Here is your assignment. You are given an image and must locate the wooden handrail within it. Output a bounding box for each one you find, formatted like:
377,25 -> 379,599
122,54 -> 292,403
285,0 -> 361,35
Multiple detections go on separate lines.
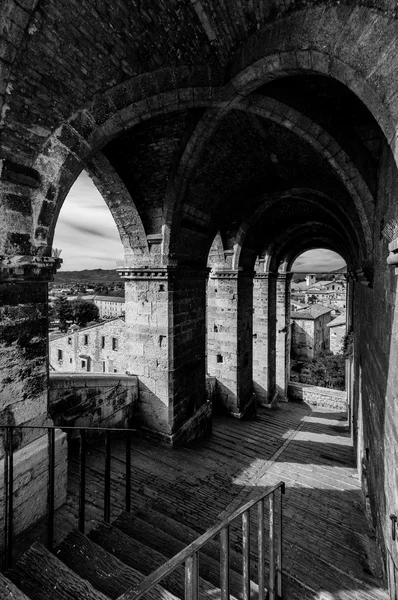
121,481 -> 285,600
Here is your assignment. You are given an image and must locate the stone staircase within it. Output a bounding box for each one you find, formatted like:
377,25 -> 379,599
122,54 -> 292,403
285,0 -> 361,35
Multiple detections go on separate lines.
0,507 -> 262,600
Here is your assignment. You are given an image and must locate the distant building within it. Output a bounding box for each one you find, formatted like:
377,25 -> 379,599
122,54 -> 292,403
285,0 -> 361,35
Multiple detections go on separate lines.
327,312 -> 347,354
93,295 -> 125,318
49,318 -> 129,374
291,304 -> 333,359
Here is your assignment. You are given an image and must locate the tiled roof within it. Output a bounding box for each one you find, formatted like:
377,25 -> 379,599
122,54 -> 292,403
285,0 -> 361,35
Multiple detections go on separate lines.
327,313 -> 347,328
291,304 -> 333,320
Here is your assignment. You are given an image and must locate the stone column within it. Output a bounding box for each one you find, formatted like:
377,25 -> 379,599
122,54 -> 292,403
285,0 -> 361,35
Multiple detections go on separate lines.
276,272 -> 293,400
118,265 -> 211,445
0,255 -> 68,540
207,270 -> 254,417
253,272 -> 277,405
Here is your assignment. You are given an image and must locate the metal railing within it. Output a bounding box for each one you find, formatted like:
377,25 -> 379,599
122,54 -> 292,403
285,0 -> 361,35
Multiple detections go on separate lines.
122,481 -> 285,600
1,424 -> 134,572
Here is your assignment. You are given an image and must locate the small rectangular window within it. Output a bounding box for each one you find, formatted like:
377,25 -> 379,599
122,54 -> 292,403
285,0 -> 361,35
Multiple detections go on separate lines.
68,337 -> 72,345
101,336 -> 105,349
69,358 -> 72,363
58,349 -> 63,360
112,337 -> 118,351
102,361 -> 106,372
81,359 -> 86,368
84,335 -> 88,345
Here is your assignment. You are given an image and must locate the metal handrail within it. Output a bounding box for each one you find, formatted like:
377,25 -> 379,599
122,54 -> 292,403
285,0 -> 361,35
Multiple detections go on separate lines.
121,481 -> 285,600
1,424 -> 135,571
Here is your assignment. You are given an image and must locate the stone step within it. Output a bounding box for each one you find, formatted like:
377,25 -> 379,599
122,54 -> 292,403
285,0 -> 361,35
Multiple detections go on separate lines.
88,522 -> 231,600
0,572 -> 31,599
7,542 -> 110,600
113,511 -> 260,600
55,529 -> 181,600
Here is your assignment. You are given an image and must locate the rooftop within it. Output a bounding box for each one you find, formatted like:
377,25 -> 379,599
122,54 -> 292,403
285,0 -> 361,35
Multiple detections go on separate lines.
291,303 -> 333,320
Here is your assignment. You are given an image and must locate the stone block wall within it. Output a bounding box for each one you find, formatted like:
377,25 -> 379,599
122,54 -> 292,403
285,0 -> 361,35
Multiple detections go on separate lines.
0,429 -> 68,548
207,272 -> 254,416
49,373 -> 138,432
288,381 -> 347,410
253,274 -> 277,404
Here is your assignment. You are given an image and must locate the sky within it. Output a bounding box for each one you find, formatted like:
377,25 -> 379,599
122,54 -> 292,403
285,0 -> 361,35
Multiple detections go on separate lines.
55,171 -> 346,272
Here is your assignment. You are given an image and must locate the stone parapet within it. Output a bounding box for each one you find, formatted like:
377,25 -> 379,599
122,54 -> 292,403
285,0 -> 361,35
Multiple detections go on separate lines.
49,373 -> 138,434
288,382 -> 347,410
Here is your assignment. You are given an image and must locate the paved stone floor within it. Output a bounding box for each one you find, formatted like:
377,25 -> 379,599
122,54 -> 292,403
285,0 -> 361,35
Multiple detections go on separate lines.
17,401 -> 389,599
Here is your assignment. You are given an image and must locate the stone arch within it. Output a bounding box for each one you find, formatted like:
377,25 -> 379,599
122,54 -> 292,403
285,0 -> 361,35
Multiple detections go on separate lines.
27,65 -> 223,258
227,6 -> 398,156
233,189 -> 364,273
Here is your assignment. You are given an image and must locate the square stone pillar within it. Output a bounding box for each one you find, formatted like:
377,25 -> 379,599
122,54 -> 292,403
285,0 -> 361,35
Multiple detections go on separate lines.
119,265 -> 211,445
207,270 -> 254,417
253,272 -> 277,405
276,273 -> 293,400
0,256 -> 68,543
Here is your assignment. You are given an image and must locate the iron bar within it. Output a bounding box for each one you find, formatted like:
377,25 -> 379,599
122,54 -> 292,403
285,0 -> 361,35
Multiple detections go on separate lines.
185,552 -> 199,600
125,430 -> 131,512
46,428 -> 55,551
104,431 -> 111,523
277,486 -> 284,598
3,428 -> 9,572
258,498 -> 265,600
242,510 -> 250,600
78,429 -> 86,533
269,493 -> 276,600
220,526 -> 230,600
5,428 -> 14,571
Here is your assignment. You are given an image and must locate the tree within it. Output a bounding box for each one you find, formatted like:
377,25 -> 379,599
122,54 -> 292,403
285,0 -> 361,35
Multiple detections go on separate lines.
292,351 -> 345,390
53,296 -> 73,331
71,299 -> 99,327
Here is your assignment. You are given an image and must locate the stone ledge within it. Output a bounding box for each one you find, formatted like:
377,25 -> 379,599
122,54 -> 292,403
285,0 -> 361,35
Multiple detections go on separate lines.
288,381 -> 347,410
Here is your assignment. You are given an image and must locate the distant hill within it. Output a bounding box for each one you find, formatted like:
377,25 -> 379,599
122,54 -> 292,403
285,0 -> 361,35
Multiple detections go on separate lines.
53,269 -> 120,284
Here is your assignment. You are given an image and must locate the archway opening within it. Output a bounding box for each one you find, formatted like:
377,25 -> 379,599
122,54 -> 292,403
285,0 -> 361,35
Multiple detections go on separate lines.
289,249 -> 347,392
49,170 -> 125,372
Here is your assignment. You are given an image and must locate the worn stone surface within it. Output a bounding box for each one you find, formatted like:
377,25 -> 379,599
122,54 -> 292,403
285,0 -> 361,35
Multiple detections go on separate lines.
288,382 -> 347,410
49,373 -> 138,431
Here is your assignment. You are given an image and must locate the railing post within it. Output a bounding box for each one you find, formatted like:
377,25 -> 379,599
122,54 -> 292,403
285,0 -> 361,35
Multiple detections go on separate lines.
220,526 -> 230,600
185,552 -> 199,600
242,510 -> 250,600
269,492 -> 276,600
125,430 -> 131,513
46,428 -> 55,551
277,483 -> 285,599
258,499 -> 265,600
3,427 -> 14,571
104,431 -> 111,523
78,429 -> 86,533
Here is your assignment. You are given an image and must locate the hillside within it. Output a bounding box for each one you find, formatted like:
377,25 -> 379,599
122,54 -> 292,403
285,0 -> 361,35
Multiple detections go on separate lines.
53,269 -> 119,284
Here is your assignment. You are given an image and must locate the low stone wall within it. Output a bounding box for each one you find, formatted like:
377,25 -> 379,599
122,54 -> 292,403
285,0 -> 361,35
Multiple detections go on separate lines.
49,373 -> 138,433
288,381 -> 347,410
0,430 -> 68,547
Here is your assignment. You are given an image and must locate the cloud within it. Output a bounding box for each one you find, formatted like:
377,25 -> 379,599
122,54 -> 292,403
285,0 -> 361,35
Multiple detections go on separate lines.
54,172 -> 124,271
293,249 -> 346,272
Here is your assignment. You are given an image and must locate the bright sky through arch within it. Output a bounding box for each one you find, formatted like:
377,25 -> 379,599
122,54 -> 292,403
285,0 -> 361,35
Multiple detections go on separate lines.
53,171 -> 124,271
55,173 -> 346,273
292,249 -> 346,272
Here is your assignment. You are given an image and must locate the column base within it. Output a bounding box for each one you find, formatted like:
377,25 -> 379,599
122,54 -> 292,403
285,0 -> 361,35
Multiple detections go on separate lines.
139,401 -> 212,447
229,393 -> 257,419
0,430 -> 68,547
260,391 -> 280,409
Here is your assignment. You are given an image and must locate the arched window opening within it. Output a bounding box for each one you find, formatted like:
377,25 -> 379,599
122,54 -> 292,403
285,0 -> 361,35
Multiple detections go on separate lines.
289,249 -> 347,392
49,170 -> 124,374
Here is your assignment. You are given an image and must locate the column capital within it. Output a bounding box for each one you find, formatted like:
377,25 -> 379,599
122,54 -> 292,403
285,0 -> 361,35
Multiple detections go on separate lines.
0,254 -> 62,282
254,270 -> 277,280
209,269 -> 254,280
117,264 -> 210,280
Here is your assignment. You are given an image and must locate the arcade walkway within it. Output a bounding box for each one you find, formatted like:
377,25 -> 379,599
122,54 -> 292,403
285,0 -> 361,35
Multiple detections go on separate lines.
21,402 -> 389,600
